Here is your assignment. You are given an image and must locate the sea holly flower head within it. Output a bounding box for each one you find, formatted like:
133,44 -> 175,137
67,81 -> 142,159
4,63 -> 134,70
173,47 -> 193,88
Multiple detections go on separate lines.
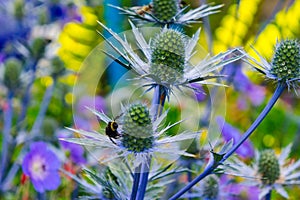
241,39 -> 300,91
152,0 -> 179,23
22,142 -> 61,192
149,29 -> 186,84
121,103 -> 154,152
271,40 -> 300,81
258,150 -> 280,185
98,20 -> 241,94
61,103 -> 200,169
228,145 -> 300,199
110,0 -> 222,26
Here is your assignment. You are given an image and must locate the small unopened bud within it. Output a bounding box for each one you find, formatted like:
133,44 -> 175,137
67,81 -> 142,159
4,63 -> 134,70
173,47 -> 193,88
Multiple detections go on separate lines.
258,150 -> 280,185
14,0 -> 25,20
201,175 -> 219,200
4,58 -> 22,91
121,103 -> 154,152
31,38 -> 48,59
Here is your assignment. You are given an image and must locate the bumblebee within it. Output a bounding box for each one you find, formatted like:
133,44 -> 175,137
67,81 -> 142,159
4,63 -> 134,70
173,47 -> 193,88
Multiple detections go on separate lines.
134,4 -> 153,16
105,115 -> 122,144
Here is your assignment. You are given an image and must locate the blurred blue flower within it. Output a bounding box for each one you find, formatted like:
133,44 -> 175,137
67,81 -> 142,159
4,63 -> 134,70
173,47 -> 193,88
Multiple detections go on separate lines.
220,175 -> 259,200
216,116 -> 255,159
190,83 -> 206,102
74,95 -> 106,131
48,2 -> 66,21
22,142 -> 61,192
58,130 -> 86,164
76,95 -> 106,115
183,174 -> 259,199
223,62 -> 265,106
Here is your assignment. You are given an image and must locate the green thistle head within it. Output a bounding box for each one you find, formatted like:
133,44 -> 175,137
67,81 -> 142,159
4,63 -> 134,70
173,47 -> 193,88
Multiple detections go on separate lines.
121,103 -> 154,153
150,29 -> 186,84
152,0 -> 179,22
4,58 -> 22,91
258,150 -> 280,185
201,175 -> 219,200
271,40 -> 300,81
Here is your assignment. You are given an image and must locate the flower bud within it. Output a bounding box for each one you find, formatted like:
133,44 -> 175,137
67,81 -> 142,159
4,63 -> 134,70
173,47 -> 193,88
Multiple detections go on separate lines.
258,150 -> 280,185
4,58 -> 22,91
121,103 -> 154,152
271,40 -> 300,81
200,175 -> 219,200
51,56 -> 65,77
14,0 -> 25,20
152,0 -> 179,22
150,29 -> 186,84
31,38 -> 48,59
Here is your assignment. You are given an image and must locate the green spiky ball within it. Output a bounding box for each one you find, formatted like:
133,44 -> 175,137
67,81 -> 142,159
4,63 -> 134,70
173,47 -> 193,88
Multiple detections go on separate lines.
201,175 -> 219,200
121,103 -> 154,153
4,58 -> 22,91
258,150 -> 280,185
271,40 -> 300,81
152,0 -> 179,22
150,29 -> 186,84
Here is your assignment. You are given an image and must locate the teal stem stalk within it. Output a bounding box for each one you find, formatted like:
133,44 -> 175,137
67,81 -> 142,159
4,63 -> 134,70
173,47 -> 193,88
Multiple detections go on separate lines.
136,85 -> 167,200
0,91 -> 14,184
170,82 -> 286,200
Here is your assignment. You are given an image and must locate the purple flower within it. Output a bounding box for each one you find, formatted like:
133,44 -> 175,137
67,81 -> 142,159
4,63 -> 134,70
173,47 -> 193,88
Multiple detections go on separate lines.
190,83 -> 206,102
220,175 -> 259,200
76,95 -> 106,116
216,116 -> 255,159
22,142 -> 61,192
74,95 -> 106,131
223,63 -> 266,106
58,130 -> 86,164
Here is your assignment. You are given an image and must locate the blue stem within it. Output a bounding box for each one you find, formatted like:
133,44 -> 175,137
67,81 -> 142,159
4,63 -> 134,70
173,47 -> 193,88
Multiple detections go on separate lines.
130,165 -> 141,200
18,60 -> 38,126
136,85 -> 167,200
37,192 -> 46,200
0,92 -> 14,184
187,161 -> 192,200
170,82 -> 286,200
30,79 -> 56,138
265,190 -> 272,200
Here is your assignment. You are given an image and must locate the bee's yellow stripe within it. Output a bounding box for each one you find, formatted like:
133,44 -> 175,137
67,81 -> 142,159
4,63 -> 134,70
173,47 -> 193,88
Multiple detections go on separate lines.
110,122 -> 116,131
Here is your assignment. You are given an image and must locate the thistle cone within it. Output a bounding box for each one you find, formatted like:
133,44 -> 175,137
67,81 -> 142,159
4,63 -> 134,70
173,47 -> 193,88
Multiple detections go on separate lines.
258,150 -> 280,185
271,40 -> 300,81
150,29 -> 186,84
152,0 -> 179,22
121,103 -> 154,152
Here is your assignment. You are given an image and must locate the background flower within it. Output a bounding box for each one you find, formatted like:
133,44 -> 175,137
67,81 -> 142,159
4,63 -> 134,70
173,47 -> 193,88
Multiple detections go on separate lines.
22,142 -> 61,192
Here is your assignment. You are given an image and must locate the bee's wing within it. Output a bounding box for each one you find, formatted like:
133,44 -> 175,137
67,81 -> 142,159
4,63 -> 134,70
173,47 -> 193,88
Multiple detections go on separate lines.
87,107 -> 112,124
130,6 -> 143,11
